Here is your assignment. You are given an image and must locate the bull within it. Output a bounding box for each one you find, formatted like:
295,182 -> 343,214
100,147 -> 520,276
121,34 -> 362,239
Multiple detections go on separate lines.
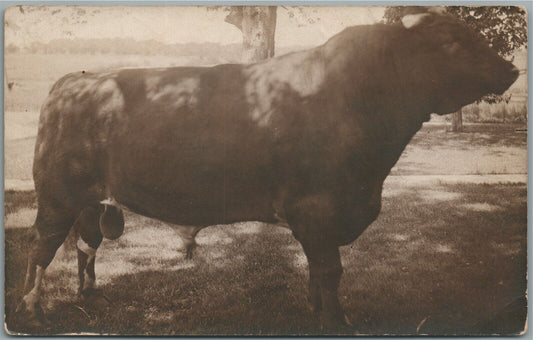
17,12 -> 518,330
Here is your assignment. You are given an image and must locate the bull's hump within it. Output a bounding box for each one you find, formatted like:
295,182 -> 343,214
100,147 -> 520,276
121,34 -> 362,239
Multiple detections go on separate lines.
243,48 -> 326,126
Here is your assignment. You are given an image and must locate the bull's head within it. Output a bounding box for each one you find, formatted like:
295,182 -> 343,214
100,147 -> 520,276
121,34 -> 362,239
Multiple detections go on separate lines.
400,11 -> 519,114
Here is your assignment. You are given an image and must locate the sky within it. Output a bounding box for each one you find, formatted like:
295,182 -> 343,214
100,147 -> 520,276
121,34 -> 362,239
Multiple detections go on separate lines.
5,5 -> 386,48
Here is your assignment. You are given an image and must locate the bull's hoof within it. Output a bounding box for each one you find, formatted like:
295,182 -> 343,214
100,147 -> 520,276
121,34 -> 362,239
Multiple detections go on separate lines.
80,288 -> 112,308
307,296 -> 321,316
185,242 -> 197,260
308,304 -> 321,317
15,300 -> 50,328
319,313 -> 355,335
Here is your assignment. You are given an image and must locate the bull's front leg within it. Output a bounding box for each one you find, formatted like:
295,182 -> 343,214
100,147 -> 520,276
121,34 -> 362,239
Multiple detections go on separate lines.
300,240 -> 350,330
286,193 -> 352,330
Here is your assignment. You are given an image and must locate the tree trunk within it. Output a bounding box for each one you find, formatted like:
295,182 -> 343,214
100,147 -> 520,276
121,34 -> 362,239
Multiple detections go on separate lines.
502,105 -> 507,123
225,6 -> 277,63
451,108 -> 463,132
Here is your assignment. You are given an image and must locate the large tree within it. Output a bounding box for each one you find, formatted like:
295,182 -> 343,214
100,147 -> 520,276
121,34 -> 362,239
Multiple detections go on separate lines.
383,6 -> 527,131
223,6 -> 320,63
224,6 -> 277,63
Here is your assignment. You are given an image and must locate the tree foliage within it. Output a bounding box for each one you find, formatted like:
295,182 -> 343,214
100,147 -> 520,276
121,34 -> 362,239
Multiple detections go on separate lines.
447,6 -> 527,57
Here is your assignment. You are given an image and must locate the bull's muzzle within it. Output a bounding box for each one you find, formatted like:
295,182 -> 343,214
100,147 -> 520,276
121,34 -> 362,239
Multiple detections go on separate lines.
493,63 -> 520,95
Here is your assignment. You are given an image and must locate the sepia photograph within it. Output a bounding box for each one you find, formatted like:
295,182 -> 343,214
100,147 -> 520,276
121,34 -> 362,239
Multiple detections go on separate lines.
3,4 -> 528,336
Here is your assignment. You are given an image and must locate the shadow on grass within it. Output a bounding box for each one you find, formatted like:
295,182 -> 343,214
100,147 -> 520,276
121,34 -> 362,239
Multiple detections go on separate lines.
5,222 -> 319,335
343,182 -> 527,335
4,182 -> 527,335
4,190 -> 37,215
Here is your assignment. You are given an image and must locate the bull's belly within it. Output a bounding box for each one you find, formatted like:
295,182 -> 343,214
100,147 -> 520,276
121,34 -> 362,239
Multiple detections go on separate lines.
108,167 -> 279,226
103,100 -> 281,226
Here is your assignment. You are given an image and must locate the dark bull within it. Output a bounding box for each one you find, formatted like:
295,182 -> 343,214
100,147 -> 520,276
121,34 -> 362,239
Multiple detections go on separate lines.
18,12 -> 518,329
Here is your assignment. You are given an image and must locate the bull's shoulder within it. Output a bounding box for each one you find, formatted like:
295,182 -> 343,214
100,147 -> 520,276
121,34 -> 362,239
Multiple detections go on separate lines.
244,48 -> 326,99
239,48 -> 327,127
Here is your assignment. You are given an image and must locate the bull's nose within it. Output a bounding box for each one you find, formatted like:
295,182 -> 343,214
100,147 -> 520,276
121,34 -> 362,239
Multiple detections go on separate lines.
507,65 -> 520,86
502,63 -> 519,83
491,63 -> 520,95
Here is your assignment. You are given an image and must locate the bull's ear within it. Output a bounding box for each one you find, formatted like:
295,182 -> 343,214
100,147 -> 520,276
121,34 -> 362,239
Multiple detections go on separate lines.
401,13 -> 432,29
428,6 -> 446,14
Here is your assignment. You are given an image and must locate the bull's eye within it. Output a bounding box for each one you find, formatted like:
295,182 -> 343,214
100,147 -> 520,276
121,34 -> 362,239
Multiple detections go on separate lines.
443,42 -> 461,55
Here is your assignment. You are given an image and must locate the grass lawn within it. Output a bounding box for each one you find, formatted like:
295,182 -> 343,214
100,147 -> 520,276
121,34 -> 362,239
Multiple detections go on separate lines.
390,123 -> 527,176
4,180 -> 527,335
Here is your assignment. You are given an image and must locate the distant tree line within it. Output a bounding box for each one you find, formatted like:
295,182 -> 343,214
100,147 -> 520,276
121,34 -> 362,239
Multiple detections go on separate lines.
7,38 -> 243,59
6,38 -> 309,61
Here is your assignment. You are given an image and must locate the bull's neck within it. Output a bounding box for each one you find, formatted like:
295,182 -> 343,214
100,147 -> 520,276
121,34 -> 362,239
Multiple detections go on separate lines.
318,31 -> 430,178
350,87 -> 429,178
245,34 -> 430,178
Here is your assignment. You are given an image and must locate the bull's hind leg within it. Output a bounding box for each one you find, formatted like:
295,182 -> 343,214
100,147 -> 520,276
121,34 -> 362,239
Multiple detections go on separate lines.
16,202 -> 78,324
76,203 -> 124,305
74,206 -> 103,298
173,225 -> 203,260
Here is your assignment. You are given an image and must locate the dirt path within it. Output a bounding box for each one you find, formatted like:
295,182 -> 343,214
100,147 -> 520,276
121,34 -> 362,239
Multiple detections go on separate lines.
384,173 -> 527,186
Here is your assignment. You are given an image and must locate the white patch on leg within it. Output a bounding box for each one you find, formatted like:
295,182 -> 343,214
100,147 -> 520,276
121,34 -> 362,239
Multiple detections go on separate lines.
77,238 -> 96,260
100,197 -> 118,207
78,237 -> 98,290
22,265 -> 44,314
